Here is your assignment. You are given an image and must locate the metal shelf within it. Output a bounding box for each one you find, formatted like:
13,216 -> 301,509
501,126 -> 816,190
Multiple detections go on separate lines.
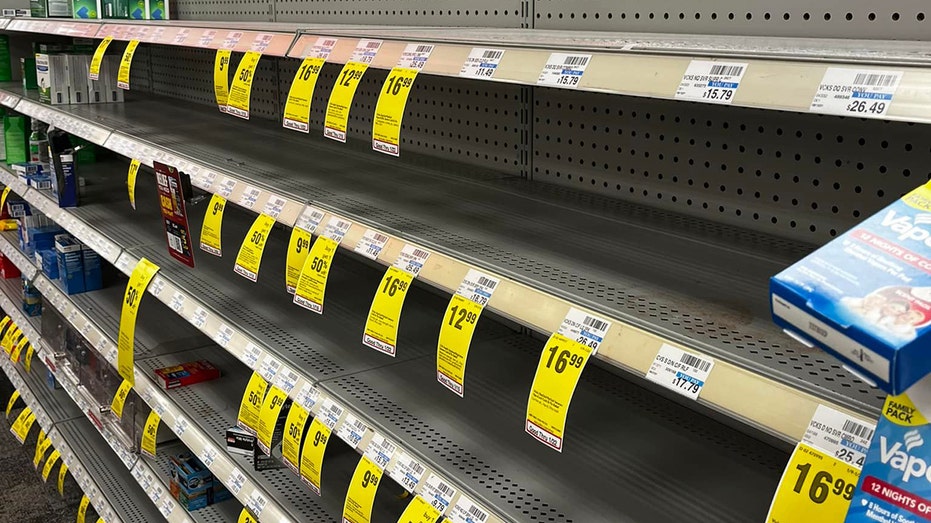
1,159 -> 788,522
0,84 -> 883,447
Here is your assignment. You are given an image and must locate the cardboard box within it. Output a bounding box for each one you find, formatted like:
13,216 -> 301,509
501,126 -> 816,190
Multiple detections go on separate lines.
772,180 -> 931,394
146,0 -> 166,19
224,426 -> 254,456
81,245 -> 101,291
171,478 -> 232,511
168,451 -> 212,491
36,53 -> 70,105
68,55 -> 89,104
4,115 -> 29,164
153,360 -> 220,389
71,0 -> 100,18
0,254 -> 19,279
36,249 -> 59,279
101,56 -> 123,102
49,151 -> 77,207
55,234 -> 84,294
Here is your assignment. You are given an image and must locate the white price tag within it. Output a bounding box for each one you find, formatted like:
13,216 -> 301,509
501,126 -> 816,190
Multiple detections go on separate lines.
227,468 -> 246,495
149,279 -> 166,297
173,416 -> 189,436
169,291 -> 186,312
242,343 -> 262,368
803,405 -> 875,469
295,383 -> 320,411
149,483 -> 165,503
646,343 -> 715,400
456,269 -> 500,307
250,33 -> 273,53
335,412 -> 368,449
319,398 -> 344,430
199,170 -> 219,191
364,433 -> 397,470
388,451 -> 426,492
448,495 -> 490,523
216,177 -> 237,198
274,366 -> 299,394
322,216 -> 351,242
247,490 -> 268,516
192,307 -> 209,329
353,229 -> 390,260
239,186 -> 261,209
423,473 -> 457,514
537,53 -> 591,88
198,29 -> 217,47
675,60 -> 747,104
200,445 -> 219,467
349,39 -> 383,64
303,37 -> 337,59
214,324 -> 234,347
262,195 -> 287,219
396,43 -> 434,70
810,67 -> 902,118
459,48 -> 505,79
258,355 -> 281,382
557,307 -> 611,354
159,497 -> 175,518
173,28 -> 191,45
295,206 -> 325,234
221,30 -> 244,49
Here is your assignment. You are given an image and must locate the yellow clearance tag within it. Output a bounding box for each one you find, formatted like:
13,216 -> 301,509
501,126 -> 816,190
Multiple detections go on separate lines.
343,455 -> 382,523
766,443 -> 858,523
282,402 -> 309,474
200,194 -> 226,256
7,331 -> 24,357
237,372 -> 269,434
10,406 -> 29,436
283,57 -> 326,133
525,333 -> 593,452
234,213 -> 275,282
42,449 -> 60,481
363,267 -> 414,357
58,462 -> 68,495
3,326 -> 20,353
34,431 -> 52,468
436,295 -> 484,397
141,410 -> 159,458
77,495 -> 90,523
118,258 -> 159,385
214,50 -> 232,113
398,495 -> 442,523
238,508 -> 258,523
116,39 -> 140,90
0,317 -> 10,341
372,67 -> 419,156
256,385 -> 288,455
299,417 -> 331,495
323,61 -> 369,142
14,411 -> 36,443
88,36 -> 113,80
0,186 -> 10,213
293,236 -> 339,314
285,227 -> 312,294
24,343 -> 34,372
6,390 -> 19,417
226,51 -> 261,119
110,379 -> 132,420
10,336 -> 27,363
127,159 -> 140,210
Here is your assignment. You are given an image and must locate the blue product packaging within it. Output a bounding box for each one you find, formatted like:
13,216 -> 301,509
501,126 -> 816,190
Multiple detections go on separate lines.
81,244 -> 101,291
36,249 -> 59,279
771,181 -> 931,394
55,234 -> 84,294
49,152 -> 77,207
45,368 -> 60,390
845,383 -> 931,522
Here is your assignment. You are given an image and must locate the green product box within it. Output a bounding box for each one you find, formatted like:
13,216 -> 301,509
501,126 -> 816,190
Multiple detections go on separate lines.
21,58 -> 38,91
33,0 -> 72,17
4,116 -> 30,164
0,36 -> 11,83
146,0 -> 167,19
72,0 -> 100,19
127,0 -> 143,19
30,0 -> 47,18
101,0 -> 127,18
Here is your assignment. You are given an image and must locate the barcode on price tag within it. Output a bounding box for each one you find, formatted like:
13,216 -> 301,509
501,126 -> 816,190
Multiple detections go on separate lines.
459,48 -> 505,79
169,291 -> 186,312
646,343 -> 715,400
173,28 -> 191,44
537,53 -> 592,88
258,355 -> 281,382
810,67 -> 903,119
295,383 -> 320,411
803,404 -> 875,469
364,433 -> 397,470
322,216 -> 352,242
423,473 -> 457,513
149,483 -> 164,503
216,177 -> 237,198
251,33 -> 273,53
393,245 -> 430,277
449,495 -> 490,523
200,445 -> 218,467
248,490 -> 268,515
295,206 -> 326,234
242,343 -> 262,368
160,497 -> 175,518
239,186 -> 261,209
192,307 -> 209,329
456,269 -> 499,307
336,412 -> 368,449
349,39 -> 383,64
274,365 -> 299,394
199,170 -> 219,191
214,324 -> 234,347
262,195 -> 287,219
173,416 -> 189,436
396,43 -> 434,70
557,308 -> 611,354
198,30 -> 217,47
304,37 -> 338,59
150,279 -> 166,297
221,31 -> 243,49
675,60 -> 747,104
354,229 -> 390,260
227,468 -> 246,495
320,398 -> 344,430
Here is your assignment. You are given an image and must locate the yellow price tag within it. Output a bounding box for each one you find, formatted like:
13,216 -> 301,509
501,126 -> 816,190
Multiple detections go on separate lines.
256,385 -> 288,455
343,455 -> 382,523
238,508 -> 258,523
436,295 -> 484,397
118,258 -> 159,385
58,462 -> 68,495
0,186 -> 11,213
766,443 -> 858,523
34,430 -> 52,468
285,227 -> 312,294
281,402 -> 309,474
77,494 -> 90,523
126,159 -> 140,210
397,495 -> 442,523
372,67 -> 419,156
234,213 -> 275,282
363,267 -> 414,357
6,390 -> 19,417
293,236 -> 339,314
13,410 -> 36,443
3,325 -> 20,353
200,194 -> 226,257
89,37 -> 113,80
237,372 -> 269,434
0,316 -> 10,340
116,39 -> 140,90
214,50 -> 232,113
141,410 -> 160,458
10,336 -> 26,363
24,343 -> 34,372
299,417 -> 331,495
525,333 -> 593,452
42,449 -> 61,481
226,51 -> 261,119
283,57 -> 326,133
323,61 -> 369,142
10,406 -> 29,437
110,379 -> 132,420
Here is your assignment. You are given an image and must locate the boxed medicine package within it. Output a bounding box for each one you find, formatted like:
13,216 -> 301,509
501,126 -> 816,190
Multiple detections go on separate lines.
771,180 -> 931,394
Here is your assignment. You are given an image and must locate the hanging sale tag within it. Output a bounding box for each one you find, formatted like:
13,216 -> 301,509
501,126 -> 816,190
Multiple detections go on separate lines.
118,258 -> 159,385
0,186 -> 10,213
283,38 -> 334,132
117,39 -> 140,90
42,449 -> 60,481
200,194 -> 226,256
214,49 -> 232,113
10,406 -> 31,439
110,379 -> 132,420
77,495 -> 90,523
9,336 -> 27,363
33,431 -> 52,469
286,206 -> 325,293
371,43 -> 433,156
362,245 -> 429,356
58,462 -> 68,495
398,495 -> 442,523
238,508 -> 258,523
127,159 -> 140,210
6,389 -> 19,417
237,372 -> 269,435
234,213 -> 276,282
13,410 -> 36,443
436,269 -> 500,397
256,385 -> 289,455
293,217 -> 351,314
343,455 -> 382,523
88,36 -> 113,80
226,51 -> 262,119
281,402 -> 309,474
141,410 -> 159,458
24,343 -> 34,373
324,39 -> 383,142
766,443 -> 858,523
300,417 -> 331,495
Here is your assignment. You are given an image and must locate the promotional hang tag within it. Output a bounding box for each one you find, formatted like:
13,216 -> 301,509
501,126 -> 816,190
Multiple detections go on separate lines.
117,39 -> 141,90
323,39 -> 383,142
200,194 -> 226,256
214,49 -> 232,113
118,258 -> 159,384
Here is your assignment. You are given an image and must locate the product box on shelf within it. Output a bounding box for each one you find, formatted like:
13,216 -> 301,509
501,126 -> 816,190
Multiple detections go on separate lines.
4,115 -> 29,164
20,58 -> 37,92
67,54 -> 88,104
45,368 -> 60,390
22,278 -> 41,316
55,233 -> 84,294
254,399 -> 290,471
49,149 -> 78,208
0,254 -> 19,279
224,426 -> 254,456
36,249 -> 59,279
168,451 -> 231,510
772,180 -> 931,394
32,0 -> 73,17
71,0 -> 100,19
153,360 -> 220,389
99,56 -> 123,103
146,0 -> 167,19
35,53 -> 69,105
81,244 -> 101,291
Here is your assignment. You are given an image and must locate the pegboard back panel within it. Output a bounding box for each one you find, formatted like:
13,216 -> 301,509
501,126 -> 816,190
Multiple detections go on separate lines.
532,87 -> 931,245
173,0 -> 272,21
534,0 -> 931,40
274,0 -> 524,27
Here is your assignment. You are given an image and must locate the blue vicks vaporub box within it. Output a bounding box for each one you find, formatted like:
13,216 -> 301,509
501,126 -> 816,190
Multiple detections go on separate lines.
772,181 -> 931,394
55,234 -> 84,294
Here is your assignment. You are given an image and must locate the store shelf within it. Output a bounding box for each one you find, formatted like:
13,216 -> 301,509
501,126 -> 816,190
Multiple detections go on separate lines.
0,158 -> 789,522
0,84 -> 884,448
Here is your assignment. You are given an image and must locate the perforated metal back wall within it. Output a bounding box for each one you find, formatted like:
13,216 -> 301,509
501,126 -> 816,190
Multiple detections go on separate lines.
275,0 -> 525,26
533,87 -> 931,245
533,0 -> 931,39
174,0 -> 273,22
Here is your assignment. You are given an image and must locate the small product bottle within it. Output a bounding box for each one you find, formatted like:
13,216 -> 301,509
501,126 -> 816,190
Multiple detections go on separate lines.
28,120 -> 49,163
